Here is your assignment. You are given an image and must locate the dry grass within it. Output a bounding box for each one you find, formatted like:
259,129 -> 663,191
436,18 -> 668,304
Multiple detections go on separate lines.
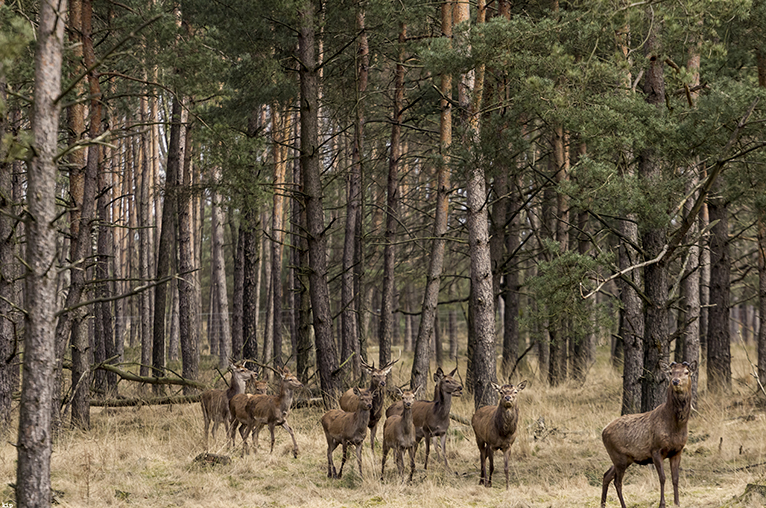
2,344 -> 766,508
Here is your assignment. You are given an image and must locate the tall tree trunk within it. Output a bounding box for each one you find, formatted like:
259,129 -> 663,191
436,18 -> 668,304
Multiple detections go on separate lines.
178,119 -> 199,392
153,98 -> 183,392
139,94 -> 153,377
639,12 -> 670,412
272,110 -> 287,370
242,207 -> 260,361
300,0 -> 340,405
758,53 -> 766,386
0,21 -> 20,429
502,182 -> 521,378
210,168 -> 231,369
379,23 -> 406,372
707,180 -> 731,392
341,3 -> 367,382
293,149 -> 312,383
411,0 -> 452,392
16,1 -> 66,503
231,213 -> 244,360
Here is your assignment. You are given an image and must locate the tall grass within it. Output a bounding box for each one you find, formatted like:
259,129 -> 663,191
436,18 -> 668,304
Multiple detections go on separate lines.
2,344 -> 765,507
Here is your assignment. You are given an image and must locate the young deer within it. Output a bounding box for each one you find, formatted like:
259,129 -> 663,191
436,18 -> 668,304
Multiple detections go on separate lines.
386,366 -> 463,473
471,380 -> 527,489
381,387 -> 419,482
229,367 -> 303,458
601,361 -> 697,508
200,361 -> 255,448
321,387 -> 373,479
339,356 -> 399,453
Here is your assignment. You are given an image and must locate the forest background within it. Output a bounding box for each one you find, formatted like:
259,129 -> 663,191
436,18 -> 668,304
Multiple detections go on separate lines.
1,0 -> 766,504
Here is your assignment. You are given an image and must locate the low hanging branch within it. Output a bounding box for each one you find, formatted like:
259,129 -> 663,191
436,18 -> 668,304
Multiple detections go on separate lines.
95,362 -> 208,390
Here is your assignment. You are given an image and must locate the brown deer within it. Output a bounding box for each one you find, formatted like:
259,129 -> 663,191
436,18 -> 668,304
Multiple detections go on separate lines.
381,386 -> 419,482
200,360 -> 256,448
339,356 -> 399,453
601,361 -> 697,508
321,387 -> 373,479
229,366 -> 303,458
471,380 -> 527,489
386,366 -> 463,473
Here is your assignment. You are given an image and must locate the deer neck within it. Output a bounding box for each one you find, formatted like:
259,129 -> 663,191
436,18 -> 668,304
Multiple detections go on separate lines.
277,383 -> 295,413
369,384 -> 385,421
433,385 -> 452,419
493,403 -> 518,435
226,374 -> 247,400
664,384 -> 692,427
355,405 -> 372,431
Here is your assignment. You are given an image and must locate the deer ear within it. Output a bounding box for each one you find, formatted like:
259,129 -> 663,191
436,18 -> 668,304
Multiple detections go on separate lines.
491,382 -> 502,392
449,367 -> 458,377
434,367 -> 444,382
517,380 -> 527,391
687,360 -> 698,373
353,386 -> 362,397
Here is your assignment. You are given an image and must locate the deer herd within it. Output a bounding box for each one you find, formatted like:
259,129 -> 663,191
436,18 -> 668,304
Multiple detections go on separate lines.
200,358 -> 698,507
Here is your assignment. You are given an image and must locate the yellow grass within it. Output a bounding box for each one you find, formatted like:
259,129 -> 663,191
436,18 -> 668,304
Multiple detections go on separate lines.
2,344 -> 766,508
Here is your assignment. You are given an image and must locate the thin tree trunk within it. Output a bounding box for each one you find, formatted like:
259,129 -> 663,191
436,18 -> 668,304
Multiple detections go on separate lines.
178,118 -> 199,392
271,108 -> 287,370
380,22 -> 406,372
300,0 -> 340,405
153,98 -> 183,392
640,13 -> 670,412
231,214 -> 244,360
411,0 -> 452,392
139,94 -> 153,377
242,207 -> 260,361
211,167 -> 231,369
707,180 -> 731,392
16,1 -> 66,502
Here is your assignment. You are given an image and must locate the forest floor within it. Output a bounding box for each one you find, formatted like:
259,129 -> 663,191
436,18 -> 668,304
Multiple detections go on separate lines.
2,344 -> 766,508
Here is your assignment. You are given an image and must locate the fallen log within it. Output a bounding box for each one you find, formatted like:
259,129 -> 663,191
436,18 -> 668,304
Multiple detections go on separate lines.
91,394 -> 201,407
94,362 -> 208,390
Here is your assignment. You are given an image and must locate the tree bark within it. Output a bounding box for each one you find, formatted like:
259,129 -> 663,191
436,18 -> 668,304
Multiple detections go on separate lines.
300,0 -> 340,405
379,22 -> 406,373
271,107 -> 287,370
707,180 -> 731,392
411,0 -> 452,392
231,214 -> 244,360
153,98 -> 182,392
210,168 -> 231,369
241,207 -> 260,361
177,118 -> 199,393
17,1 -> 66,504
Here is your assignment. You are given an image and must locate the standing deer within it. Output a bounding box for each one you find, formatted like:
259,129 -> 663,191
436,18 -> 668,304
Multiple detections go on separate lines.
339,356 -> 399,454
381,386 -> 419,482
200,361 -> 255,448
229,366 -> 303,458
386,366 -> 463,473
601,361 -> 697,508
471,380 -> 527,489
321,387 -> 373,479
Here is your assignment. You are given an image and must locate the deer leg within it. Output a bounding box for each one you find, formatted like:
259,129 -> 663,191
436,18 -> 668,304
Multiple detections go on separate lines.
440,434 -> 452,473
370,422 -> 378,453
652,451 -> 667,508
601,465 -> 615,507
356,442 -> 364,478
423,434 -> 431,470
282,421 -> 299,458
381,443 -> 390,480
327,441 -> 339,478
478,443 -> 487,486
504,448 -> 510,490
395,449 -> 405,477
407,446 -> 415,482
669,453 -> 682,506
338,443 -> 349,479
614,465 -> 628,508
268,422 -> 276,454
487,448 -> 494,488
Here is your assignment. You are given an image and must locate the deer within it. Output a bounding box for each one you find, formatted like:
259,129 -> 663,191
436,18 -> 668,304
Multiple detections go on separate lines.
321,387 -> 374,479
200,360 -> 256,448
386,366 -> 463,473
339,355 -> 399,454
601,360 -> 697,508
471,380 -> 527,489
229,366 -> 303,458
381,386 -> 419,482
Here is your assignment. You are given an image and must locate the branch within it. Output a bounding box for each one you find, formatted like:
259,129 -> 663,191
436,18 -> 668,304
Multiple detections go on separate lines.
94,362 -> 207,390
580,244 -> 668,300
